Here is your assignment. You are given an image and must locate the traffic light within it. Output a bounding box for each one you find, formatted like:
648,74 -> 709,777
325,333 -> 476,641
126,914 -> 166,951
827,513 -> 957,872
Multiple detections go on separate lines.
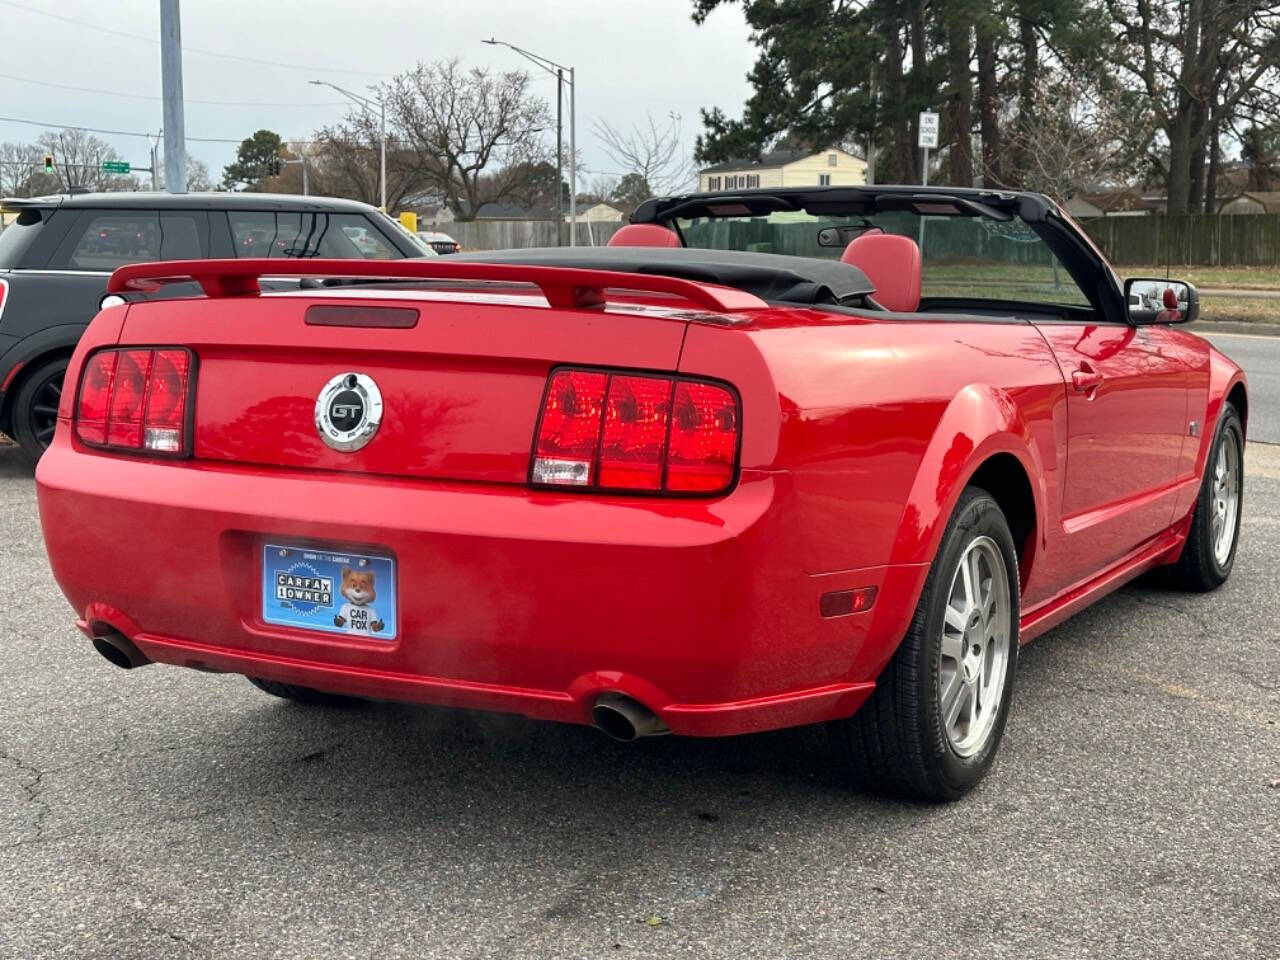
43,154 -> 53,174
267,158 -> 281,177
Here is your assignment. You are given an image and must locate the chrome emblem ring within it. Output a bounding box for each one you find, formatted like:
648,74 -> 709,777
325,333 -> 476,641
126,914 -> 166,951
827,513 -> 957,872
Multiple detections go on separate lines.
315,372 -> 383,452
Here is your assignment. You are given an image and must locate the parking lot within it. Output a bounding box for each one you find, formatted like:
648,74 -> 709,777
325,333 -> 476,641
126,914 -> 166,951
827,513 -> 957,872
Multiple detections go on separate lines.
0,431 -> 1275,959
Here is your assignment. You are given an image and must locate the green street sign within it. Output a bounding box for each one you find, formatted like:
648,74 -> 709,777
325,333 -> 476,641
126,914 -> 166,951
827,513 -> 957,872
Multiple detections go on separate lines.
102,161 -> 131,174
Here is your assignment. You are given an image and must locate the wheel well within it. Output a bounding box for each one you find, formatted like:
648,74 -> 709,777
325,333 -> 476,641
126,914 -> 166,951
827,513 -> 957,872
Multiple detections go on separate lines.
1227,382 -> 1247,437
0,347 -> 74,431
968,454 -> 1037,587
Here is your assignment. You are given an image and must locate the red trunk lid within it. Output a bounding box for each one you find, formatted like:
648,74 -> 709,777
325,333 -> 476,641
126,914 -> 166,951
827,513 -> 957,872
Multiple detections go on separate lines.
118,290 -> 690,483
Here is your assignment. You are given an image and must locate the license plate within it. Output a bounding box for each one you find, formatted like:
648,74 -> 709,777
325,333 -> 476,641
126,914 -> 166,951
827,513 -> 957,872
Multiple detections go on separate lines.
262,543 -> 397,641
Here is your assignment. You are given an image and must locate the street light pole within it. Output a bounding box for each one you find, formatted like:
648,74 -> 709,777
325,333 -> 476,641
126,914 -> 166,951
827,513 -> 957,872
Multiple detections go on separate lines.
310,79 -> 387,210
483,38 -> 577,246
379,93 -> 387,212
555,68 -> 563,244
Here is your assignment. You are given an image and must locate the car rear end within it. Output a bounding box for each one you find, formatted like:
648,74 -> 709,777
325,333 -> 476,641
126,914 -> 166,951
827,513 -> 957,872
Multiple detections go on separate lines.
36,259 -> 896,737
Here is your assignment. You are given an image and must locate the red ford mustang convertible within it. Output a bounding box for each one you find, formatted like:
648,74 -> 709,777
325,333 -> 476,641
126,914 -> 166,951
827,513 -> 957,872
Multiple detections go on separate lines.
36,186 -> 1247,800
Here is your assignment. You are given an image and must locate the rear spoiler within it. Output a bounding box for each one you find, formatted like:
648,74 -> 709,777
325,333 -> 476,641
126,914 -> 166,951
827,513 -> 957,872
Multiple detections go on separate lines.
106,258 -> 767,313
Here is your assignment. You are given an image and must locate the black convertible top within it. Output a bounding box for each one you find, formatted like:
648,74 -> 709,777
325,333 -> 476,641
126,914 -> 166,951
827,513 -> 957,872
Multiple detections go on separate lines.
452,246 -> 874,306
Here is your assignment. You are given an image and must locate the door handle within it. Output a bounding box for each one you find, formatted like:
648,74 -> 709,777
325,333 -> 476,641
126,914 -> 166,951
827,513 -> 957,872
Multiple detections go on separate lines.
1072,368 -> 1104,392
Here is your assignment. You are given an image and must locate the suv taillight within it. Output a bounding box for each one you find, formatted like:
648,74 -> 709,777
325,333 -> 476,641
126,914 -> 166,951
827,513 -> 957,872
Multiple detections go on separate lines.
75,347 -> 194,455
531,368 -> 739,494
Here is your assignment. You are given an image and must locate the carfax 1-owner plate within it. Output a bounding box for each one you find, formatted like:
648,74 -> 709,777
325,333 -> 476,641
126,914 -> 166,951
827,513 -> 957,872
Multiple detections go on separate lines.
262,543 -> 397,640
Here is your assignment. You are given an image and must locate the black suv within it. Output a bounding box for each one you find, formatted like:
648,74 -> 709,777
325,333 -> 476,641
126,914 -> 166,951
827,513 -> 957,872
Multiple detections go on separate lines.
0,192 -> 430,463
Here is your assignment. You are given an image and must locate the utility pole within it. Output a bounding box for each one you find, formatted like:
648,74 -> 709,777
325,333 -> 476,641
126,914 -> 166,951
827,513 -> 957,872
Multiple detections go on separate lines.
159,0 -> 187,194
555,68 -> 563,244
568,65 -> 576,246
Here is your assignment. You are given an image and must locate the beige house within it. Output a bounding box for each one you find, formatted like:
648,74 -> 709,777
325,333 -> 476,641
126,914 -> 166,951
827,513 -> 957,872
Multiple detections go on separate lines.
566,202 -> 625,223
698,148 -> 867,192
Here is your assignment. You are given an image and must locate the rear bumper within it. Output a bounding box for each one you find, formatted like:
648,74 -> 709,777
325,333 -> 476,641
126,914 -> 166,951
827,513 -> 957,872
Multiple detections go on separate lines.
37,435 -> 925,736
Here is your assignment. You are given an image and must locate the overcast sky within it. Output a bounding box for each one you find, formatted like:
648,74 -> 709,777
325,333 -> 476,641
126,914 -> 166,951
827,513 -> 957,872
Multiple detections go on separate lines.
1,0 -> 757,187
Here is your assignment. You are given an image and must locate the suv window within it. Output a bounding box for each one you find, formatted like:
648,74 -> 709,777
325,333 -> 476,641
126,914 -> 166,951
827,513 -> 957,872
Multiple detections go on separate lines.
228,211 -> 401,260
52,211 -> 205,271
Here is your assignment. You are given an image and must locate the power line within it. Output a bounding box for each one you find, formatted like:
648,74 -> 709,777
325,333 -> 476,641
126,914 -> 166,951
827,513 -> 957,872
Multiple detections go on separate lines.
0,71 -> 350,107
0,0 -> 387,78
0,113 -> 313,144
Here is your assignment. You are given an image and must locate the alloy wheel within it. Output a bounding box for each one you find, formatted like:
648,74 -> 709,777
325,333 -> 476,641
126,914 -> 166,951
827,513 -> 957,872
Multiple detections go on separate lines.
1211,430 -> 1241,567
939,536 -> 1012,758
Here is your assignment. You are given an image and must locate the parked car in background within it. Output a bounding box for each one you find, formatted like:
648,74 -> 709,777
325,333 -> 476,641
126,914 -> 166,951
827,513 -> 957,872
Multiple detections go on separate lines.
417,230 -> 460,254
35,184 -> 1246,801
0,192 -> 425,463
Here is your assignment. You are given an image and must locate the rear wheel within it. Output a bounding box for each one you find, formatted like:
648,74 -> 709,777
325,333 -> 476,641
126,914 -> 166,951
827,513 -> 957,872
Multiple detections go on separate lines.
1168,404 -> 1243,591
11,356 -> 68,466
246,677 -> 361,706
830,487 -> 1020,801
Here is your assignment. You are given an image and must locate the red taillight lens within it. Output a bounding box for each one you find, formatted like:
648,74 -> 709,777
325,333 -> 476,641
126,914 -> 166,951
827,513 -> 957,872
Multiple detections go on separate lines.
105,349 -> 152,448
143,349 -> 191,452
531,368 -> 739,495
531,370 -> 607,486
75,351 -> 119,446
599,375 -> 671,490
666,381 -> 739,492
74,347 -> 193,455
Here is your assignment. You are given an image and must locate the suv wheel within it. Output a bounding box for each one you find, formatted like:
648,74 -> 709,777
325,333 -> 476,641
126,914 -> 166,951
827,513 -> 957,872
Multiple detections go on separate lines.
11,356 -> 69,466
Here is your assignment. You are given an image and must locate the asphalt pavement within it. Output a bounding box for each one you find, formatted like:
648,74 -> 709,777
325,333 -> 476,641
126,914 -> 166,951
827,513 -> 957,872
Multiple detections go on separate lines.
0,439 -> 1277,959
1204,330 -> 1280,443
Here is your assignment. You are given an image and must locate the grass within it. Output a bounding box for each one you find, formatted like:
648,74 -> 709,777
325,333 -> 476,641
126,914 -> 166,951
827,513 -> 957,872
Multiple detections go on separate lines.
926,261 -> 1280,290
1117,264 -> 1280,290
1197,296 -> 1280,325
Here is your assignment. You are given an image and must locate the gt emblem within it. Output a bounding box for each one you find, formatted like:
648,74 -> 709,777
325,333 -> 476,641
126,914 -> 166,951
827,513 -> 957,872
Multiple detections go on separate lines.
315,372 -> 383,452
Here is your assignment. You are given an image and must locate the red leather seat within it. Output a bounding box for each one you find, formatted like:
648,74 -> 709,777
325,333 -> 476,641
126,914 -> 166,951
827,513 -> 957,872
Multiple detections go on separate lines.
840,233 -> 922,313
608,224 -> 682,248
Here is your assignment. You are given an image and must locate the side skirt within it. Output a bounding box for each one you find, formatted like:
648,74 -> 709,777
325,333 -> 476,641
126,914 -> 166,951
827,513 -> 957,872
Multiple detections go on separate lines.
1019,524 -> 1188,643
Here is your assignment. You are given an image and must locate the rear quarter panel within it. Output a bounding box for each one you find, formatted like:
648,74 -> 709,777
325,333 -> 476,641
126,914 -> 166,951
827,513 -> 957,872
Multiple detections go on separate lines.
678,312 -> 1068,608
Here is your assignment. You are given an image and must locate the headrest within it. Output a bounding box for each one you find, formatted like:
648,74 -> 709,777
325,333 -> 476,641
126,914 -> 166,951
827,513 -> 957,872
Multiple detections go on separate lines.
1162,287 -> 1179,309
608,224 -> 682,248
840,233 -> 922,313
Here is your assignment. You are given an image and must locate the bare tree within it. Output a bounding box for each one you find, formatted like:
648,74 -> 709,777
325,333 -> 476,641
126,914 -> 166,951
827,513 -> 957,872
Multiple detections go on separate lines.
994,70 -> 1153,202
305,118 -> 422,211
386,58 -> 552,220
155,155 -> 213,192
593,112 -> 695,197
1105,0 -> 1280,213
0,141 -> 58,197
36,128 -> 139,192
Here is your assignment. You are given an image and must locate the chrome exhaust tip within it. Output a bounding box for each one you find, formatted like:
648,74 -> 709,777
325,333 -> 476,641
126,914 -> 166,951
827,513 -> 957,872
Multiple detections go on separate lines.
591,694 -> 669,742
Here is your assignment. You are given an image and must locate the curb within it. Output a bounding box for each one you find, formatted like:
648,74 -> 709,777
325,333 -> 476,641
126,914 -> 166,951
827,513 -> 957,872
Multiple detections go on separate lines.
1190,320 -> 1280,337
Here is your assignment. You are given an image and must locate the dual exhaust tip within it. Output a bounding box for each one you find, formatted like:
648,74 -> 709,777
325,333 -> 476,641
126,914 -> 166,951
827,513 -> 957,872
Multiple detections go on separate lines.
90,629 -> 667,742
590,693 -> 669,742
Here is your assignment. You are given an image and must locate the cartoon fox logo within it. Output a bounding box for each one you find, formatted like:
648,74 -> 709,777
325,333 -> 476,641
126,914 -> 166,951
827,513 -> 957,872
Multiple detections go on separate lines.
333,566 -> 385,634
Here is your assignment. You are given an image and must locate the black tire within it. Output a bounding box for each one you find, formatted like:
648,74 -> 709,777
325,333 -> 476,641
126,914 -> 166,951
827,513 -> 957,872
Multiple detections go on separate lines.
830,487 -> 1020,802
246,676 -> 361,706
10,356 -> 69,466
1168,404 -> 1244,592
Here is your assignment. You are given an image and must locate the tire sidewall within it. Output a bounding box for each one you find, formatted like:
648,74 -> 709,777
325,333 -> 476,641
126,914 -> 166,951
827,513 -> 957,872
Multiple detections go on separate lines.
11,356 -> 69,465
920,491 -> 1021,795
1201,406 -> 1244,582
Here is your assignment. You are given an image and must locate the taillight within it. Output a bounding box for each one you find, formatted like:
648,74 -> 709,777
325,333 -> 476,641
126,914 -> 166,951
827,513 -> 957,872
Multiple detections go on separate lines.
74,347 -> 194,455
531,368 -> 739,495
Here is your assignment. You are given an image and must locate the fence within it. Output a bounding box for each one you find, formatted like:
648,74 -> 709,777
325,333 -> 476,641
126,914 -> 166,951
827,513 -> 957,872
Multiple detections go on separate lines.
1080,214 -> 1280,266
435,212 -> 1280,267
430,219 -> 623,250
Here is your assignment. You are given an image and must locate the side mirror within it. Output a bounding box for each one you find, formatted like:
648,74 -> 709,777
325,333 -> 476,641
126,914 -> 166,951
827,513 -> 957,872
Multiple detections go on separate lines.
1124,277 -> 1198,325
